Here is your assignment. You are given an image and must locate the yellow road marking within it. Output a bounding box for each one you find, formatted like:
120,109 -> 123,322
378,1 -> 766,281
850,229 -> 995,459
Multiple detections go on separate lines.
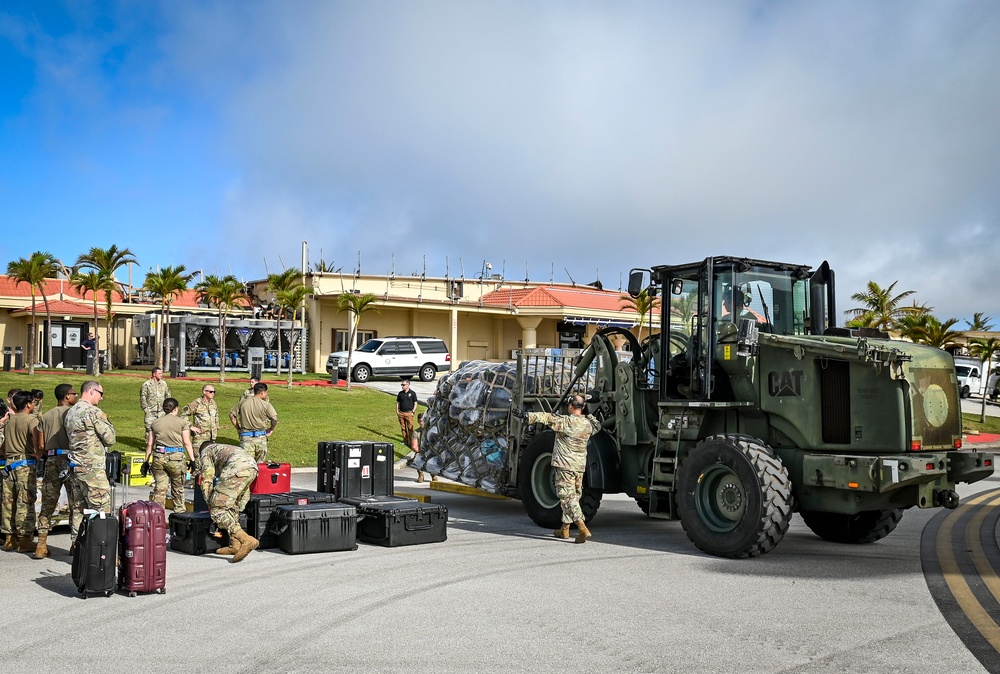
937,489 -> 1000,650
429,481 -> 509,500
967,494 -> 1000,608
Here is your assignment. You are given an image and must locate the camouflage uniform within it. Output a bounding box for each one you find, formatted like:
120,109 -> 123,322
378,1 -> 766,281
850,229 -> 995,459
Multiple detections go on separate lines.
199,443 -> 258,534
148,414 -> 191,512
64,400 -> 115,518
140,378 -> 171,433
231,397 -> 278,463
182,397 -> 218,451
37,405 -> 79,538
527,411 -> 600,524
1,413 -> 39,539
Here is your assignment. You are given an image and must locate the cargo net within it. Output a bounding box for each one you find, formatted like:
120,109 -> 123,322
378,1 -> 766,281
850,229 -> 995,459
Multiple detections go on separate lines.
409,353 -> 594,492
410,360 -> 516,493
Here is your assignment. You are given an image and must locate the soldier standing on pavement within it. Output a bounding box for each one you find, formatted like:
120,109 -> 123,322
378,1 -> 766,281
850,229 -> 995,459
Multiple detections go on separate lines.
1,391 -> 41,552
198,441 -> 260,563
396,380 -> 418,447
34,384 -> 80,559
229,382 -> 278,463
145,398 -> 196,513
64,380 -> 116,553
182,384 -> 219,452
522,394 -> 600,544
140,367 -> 171,434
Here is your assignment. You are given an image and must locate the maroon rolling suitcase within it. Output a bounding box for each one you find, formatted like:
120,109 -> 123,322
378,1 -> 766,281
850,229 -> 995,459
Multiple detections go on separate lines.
118,500 -> 167,597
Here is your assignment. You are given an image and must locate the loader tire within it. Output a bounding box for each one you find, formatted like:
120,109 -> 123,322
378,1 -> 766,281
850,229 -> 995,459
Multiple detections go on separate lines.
677,435 -> 792,558
518,432 -> 602,530
800,508 -> 903,544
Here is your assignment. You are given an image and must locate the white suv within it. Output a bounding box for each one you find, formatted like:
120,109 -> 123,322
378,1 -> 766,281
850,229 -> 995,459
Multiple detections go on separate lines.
327,336 -> 451,383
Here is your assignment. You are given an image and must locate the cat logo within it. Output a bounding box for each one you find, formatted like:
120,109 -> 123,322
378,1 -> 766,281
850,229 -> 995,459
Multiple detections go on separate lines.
768,370 -> 804,397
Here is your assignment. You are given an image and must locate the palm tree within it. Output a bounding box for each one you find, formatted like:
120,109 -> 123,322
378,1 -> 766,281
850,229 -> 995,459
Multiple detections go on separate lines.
195,274 -> 246,384
968,338 -> 1000,423
143,265 -> 193,370
275,285 -> 311,388
7,252 -> 57,374
70,271 -> 105,354
620,289 -> 660,342
267,268 -> 300,376
966,313 -> 994,332
919,316 -> 964,349
336,292 -> 380,391
76,245 -> 137,370
845,281 -> 919,332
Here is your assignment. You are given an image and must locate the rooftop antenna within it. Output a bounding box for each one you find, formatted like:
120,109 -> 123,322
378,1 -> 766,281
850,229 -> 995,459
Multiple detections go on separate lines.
263,258 -> 270,276
550,263 -> 555,285
564,267 -> 576,286
278,255 -> 286,270
355,251 -> 361,279
418,256 -> 426,302
618,271 -> 623,293
500,259 -> 505,281
524,261 -> 529,284
445,256 -> 450,282
460,258 -> 465,280
390,254 -> 395,280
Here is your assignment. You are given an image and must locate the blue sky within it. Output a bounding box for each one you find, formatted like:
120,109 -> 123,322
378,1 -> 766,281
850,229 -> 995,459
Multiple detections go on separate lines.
1,1 -> 998,325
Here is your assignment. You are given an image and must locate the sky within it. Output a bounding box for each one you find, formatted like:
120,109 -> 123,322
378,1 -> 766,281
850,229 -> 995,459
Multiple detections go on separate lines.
1,1 -> 998,327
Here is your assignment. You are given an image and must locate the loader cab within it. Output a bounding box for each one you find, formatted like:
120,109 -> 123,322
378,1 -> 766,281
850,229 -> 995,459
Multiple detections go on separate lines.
632,257 -> 832,402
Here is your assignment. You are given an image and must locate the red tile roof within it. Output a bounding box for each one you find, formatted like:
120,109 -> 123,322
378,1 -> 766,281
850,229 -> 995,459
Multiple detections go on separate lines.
480,285 -> 637,313
0,275 -> 215,309
9,299 -> 106,317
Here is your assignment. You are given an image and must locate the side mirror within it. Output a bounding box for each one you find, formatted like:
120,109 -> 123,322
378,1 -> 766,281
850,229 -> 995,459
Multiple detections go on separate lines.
627,269 -> 649,297
671,279 -> 684,296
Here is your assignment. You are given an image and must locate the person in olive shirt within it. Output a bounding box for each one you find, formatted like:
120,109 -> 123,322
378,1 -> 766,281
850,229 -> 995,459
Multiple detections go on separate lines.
35,383 -> 79,558
1,391 -> 42,552
145,398 -> 196,512
229,382 -> 278,463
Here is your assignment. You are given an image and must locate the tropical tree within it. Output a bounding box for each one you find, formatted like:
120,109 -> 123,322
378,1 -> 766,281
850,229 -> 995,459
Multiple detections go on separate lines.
143,265 -> 193,370
919,316 -> 964,350
620,289 -> 660,342
194,274 -> 246,384
7,251 -> 58,374
76,245 -> 137,370
336,292 -> 380,391
969,338 -> 1000,423
966,313 -> 994,332
275,285 -> 311,388
845,281 -> 919,332
70,271 -> 105,355
267,268 -> 300,376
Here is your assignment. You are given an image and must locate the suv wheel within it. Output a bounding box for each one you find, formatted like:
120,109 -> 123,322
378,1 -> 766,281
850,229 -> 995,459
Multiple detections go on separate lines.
418,363 -> 437,382
352,364 -> 372,383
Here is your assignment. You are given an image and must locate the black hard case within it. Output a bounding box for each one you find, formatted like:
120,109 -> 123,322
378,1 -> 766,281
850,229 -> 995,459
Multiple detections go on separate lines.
271,503 -> 358,554
72,512 -> 118,597
355,501 -> 448,547
317,441 -> 394,498
168,511 -> 245,555
244,490 -> 337,550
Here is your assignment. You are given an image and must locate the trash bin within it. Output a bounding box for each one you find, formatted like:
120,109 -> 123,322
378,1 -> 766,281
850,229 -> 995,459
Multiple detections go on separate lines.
98,349 -> 107,374
169,354 -> 180,378
3,347 -> 10,372
14,346 -> 23,370
250,356 -> 264,382
86,350 -> 97,375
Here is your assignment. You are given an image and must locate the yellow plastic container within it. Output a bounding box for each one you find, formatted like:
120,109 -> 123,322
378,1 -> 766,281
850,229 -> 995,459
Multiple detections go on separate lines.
123,450 -> 153,487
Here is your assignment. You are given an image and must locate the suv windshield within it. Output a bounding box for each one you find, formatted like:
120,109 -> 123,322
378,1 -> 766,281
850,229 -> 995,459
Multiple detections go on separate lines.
357,340 -> 383,353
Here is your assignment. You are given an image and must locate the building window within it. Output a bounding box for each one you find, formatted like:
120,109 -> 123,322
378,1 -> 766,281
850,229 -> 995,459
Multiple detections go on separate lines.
334,329 -> 376,352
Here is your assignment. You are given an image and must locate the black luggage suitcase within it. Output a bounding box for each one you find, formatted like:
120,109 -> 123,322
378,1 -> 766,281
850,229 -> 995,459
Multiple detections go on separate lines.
72,512 -> 118,597
245,490 -> 337,550
271,503 -> 358,554
119,500 -> 167,596
356,501 -> 448,547
168,511 -> 245,555
317,441 -> 395,498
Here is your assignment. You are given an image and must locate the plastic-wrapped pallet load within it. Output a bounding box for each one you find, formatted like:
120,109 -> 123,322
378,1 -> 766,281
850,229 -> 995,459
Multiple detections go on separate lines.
409,360 -> 517,493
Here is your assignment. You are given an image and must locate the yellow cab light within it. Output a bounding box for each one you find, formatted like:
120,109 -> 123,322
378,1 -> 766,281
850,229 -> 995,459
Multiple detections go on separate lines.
848,482 -> 859,489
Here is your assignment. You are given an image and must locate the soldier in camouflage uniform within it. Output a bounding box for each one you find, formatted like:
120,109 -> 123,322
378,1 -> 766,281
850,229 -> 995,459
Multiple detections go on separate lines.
145,398 -> 196,512
64,380 -> 115,545
1,391 -> 41,552
182,384 -> 219,452
139,367 -> 171,434
198,441 -> 259,563
241,378 -> 259,401
34,384 -> 80,558
525,394 -> 601,543
229,382 -> 278,462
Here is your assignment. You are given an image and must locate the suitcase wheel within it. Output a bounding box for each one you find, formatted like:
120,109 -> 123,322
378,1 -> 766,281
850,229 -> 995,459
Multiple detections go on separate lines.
156,588 -> 165,595
105,591 -> 113,597
128,591 -> 137,598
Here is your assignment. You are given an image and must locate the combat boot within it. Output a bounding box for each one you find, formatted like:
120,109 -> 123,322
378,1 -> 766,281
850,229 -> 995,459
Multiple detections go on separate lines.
17,535 -> 37,554
553,524 -> 570,539
573,520 -> 591,544
417,471 -> 425,483
230,529 -> 259,563
2,535 -> 14,551
215,530 -> 242,556
33,533 -> 50,559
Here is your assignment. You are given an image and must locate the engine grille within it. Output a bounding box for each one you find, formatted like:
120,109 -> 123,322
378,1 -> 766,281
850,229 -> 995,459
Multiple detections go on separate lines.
821,359 -> 851,444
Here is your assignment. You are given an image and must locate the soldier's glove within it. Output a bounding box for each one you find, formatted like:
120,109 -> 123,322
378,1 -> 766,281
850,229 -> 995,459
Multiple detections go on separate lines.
511,406 -> 528,420
139,461 -> 150,477
188,460 -> 198,473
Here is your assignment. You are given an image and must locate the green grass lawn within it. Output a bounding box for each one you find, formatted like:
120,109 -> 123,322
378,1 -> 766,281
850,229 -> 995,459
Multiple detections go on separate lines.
963,412 -> 1000,435
1,370 -> 418,466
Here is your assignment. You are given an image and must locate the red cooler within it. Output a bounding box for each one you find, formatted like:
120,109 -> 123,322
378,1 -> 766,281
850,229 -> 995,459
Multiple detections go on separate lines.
251,462 -> 292,494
